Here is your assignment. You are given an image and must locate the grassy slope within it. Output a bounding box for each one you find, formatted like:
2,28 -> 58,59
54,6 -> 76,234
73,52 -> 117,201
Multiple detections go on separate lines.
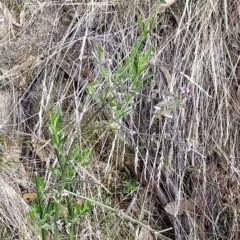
0,0 -> 240,239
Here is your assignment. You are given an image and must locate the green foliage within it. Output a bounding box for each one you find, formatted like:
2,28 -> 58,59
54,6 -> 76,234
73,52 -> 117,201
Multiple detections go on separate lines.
29,3 -> 165,239
122,181 -> 139,194
30,109 -> 90,240
87,14 -> 163,143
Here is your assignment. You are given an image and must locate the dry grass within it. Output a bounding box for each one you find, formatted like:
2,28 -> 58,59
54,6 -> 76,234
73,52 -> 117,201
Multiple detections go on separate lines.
0,0 -> 240,239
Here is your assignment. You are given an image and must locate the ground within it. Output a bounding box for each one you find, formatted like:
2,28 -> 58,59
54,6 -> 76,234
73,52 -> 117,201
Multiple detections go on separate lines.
0,0 -> 240,239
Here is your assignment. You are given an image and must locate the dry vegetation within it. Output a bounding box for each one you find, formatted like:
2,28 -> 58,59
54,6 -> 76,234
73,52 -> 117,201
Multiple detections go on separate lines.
0,0 -> 240,239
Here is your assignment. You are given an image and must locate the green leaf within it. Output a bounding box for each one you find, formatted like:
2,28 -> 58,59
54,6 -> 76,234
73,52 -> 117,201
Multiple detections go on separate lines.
86,81 -> 97,95
34,176 -> 45,220
50,109 -> 60,131
71,147 -> 90,167
80,161 -> 90,167
137,16 -> 146,34
132,61 -> 138,77
72,145 -> 81,161
118,72 -> 132,79
51,133 -> 59,147
49,167 -> 61,177
73,201 -> 90,218
66,168 -> 75,179
97,45 -> 104,61
35,176 -> 44,191
81,148 -> 90,163
29,205 -> 38,218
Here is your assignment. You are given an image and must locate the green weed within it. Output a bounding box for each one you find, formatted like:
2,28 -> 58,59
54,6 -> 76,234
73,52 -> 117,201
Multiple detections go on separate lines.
87,14 -> 162,142
29,109 -> 90,240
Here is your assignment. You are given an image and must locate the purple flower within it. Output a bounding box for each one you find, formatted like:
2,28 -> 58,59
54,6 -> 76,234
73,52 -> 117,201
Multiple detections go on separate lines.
180,86 -> 191,101
180,86 -> 190,94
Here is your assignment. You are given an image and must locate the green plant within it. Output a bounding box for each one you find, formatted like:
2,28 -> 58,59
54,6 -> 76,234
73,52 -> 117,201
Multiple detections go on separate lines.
122,180 -> 139,194
62,190 -> 172,237
87,11 -> 163,134
29,109 -> 90,240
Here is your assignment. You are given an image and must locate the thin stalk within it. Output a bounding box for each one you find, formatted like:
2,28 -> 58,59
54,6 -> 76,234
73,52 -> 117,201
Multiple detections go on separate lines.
35,176 -> 47,240
64,190 -> 172,237
53,201 -> 60,240
66,182 -> 74,240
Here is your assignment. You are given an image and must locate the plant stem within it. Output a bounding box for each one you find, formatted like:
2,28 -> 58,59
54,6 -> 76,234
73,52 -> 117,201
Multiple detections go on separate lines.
63,190 -> 172,236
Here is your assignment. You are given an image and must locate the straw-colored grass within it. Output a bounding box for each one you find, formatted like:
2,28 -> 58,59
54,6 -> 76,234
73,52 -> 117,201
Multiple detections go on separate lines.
0,0 -> 239,239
